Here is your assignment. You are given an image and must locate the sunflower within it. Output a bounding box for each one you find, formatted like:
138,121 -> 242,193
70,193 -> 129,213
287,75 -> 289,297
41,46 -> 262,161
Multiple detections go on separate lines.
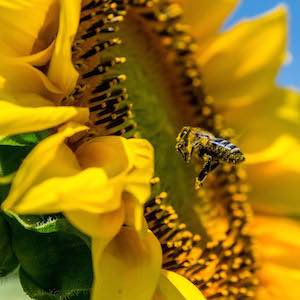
0,0 -> 299,300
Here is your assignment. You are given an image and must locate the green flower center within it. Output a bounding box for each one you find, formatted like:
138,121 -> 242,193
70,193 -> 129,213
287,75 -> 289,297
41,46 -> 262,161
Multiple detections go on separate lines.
70,0 -> 258,298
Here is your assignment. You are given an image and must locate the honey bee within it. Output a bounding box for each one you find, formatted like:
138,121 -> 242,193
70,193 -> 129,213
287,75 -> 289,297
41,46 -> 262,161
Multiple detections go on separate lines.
176,126 -> 245,188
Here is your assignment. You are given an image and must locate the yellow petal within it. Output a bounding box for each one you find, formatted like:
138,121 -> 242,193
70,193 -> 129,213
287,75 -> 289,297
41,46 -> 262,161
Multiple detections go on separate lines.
276,88 -> 300,125
198,7 -> 287,106
76,136 -> 133,178
1,92 -> 53,107
0,100 -> 89,137
2,122 -> 88,211
180,0 -> 239,41
47,0 -> 81,96
257,263 -> 300,300
224,88 -> 300,153
0,0 -> 79,97
153,270 -> 206,300
9,168 -> 115,215
76,137 -> 154,202
92,226 -> 162,300
125,138 -> 154,204
253,216 -> 300,270
76,137 -> 154,232
0,60 -> 63,100
85,207 -> 125,274
122,193 -> 146,233
0,0 -> 59,57
245,135 -> 300,216
66,205 -> 125,238
15,41 -> 55,66
246,135 -> 300,170
123,139 -> 154,231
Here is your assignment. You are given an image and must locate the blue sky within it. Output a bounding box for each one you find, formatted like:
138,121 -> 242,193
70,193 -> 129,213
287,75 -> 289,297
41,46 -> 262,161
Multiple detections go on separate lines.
224,0 -> 300,89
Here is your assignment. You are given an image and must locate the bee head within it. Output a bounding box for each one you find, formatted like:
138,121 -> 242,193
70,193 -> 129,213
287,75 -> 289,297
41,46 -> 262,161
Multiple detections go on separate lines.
176,126 -> 192,162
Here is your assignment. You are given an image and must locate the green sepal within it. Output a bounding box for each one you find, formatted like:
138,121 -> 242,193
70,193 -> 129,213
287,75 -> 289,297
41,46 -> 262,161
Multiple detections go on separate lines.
5,212 -> 91,247
10,219 -> 92,300
0,130 -> 49,183
0,145 -> 30,205
0,146 -> 32,179
0,183 -> 10,204
0,132 -> 48,204
6,213 -> 66,233
0,131 -> 49,147
0,214 -> 18,277
20,269 -> 91,300
0,132 -> 50,278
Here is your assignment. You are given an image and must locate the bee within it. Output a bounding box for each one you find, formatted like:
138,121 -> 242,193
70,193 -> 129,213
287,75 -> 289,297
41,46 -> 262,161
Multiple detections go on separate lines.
176,126 -> 245,188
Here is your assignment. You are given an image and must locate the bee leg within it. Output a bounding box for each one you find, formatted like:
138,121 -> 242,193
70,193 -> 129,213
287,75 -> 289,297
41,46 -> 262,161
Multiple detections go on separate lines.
209,161 -> 219,172
195,156 -> 212,189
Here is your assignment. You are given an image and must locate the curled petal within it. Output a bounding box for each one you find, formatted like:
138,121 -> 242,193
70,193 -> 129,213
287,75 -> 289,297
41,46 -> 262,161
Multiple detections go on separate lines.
0,0 -> 81,98
76,136 -> 133,178
15,41 -> 55,66
66,206 -> 125,238
92,226 -> 162,300
2,122 -> 88,212
0,0 -> 59,58
153,270 -> 206,300
0,60 -> 63,100
47,0 -> 81,96
76,136 -> 154,231
76,136 -> 154,203
125,138 -> 154,204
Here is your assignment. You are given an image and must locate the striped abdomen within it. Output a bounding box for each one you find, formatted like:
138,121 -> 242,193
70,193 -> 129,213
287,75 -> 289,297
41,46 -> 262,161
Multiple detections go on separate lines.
207,138 -> 245,164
